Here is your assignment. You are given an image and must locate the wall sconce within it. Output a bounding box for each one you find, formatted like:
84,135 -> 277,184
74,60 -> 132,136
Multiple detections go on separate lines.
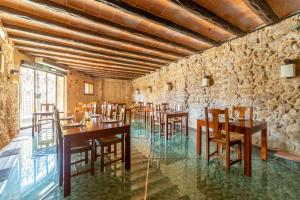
135,89 -> 140,95
165,82 -> 172,91
9,69 -> 19,84
147,86 -> 152,93
281,59 -> 296,78
202,75 -> 210,87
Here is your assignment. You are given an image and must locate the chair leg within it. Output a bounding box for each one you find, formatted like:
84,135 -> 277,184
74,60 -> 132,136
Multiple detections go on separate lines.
238,143 -> 242,164
206,138 -> 210,162
91,149 -> 95,176
114,144 -> 117,156
121,140 -> 125,163
85,151 -> 88,164
180,121 -> 183,133
226,145 -> 230,174
100,146 -> 105,172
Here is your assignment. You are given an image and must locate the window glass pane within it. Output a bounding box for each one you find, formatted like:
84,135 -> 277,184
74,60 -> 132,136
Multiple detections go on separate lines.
57,76 -> 65,112
84,82 -> 93,94
20,67 -> 34,127
35,71 -> 47,111
47,73 -> 56,105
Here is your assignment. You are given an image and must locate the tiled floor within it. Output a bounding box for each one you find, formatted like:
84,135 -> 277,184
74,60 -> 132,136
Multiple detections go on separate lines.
2,118 -> 300,200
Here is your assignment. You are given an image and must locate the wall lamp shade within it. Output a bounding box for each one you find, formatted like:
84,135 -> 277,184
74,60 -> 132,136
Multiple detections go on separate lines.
202,76 -> 210,87
135,89 -> 140,95
10,69 -> 19,84
147,86 -> 152,93
281,64 -> 296,78
166,83 -> 172,91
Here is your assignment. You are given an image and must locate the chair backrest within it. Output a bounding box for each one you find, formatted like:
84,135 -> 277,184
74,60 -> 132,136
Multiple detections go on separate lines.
146,102 -> 153,108
205,107 -> 229,142
101,104 -> 107,115
54,108 -> 63,145
41,103 -> 55,112
161,103 -> 169,111
118,107 -> 126,123
153,104 -> 163,121
106,104 -> 112,117
232,106 -> 253,120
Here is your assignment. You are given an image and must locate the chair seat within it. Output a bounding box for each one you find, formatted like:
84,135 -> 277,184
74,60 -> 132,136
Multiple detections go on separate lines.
169,117 -> 182,123
229,132 -> 243,140
210,135 -> 241,145
96,136 -> 122,145
70,140 -> 93,153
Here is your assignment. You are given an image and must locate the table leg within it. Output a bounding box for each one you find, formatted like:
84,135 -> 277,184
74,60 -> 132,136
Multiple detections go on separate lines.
244,130 -> 252,176
185,115 -> 189,135
261,128 -> 268,160
150,114 -> 153,133
196,124 -> 202,155
144,110 -> 146,123
59,142 -> 63,186
125,131 -> 131,170
63,139 -> 71,197
164,115 -> 168,140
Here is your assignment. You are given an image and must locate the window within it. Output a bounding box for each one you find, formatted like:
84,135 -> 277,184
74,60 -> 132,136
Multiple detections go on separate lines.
84,82 -> 94,95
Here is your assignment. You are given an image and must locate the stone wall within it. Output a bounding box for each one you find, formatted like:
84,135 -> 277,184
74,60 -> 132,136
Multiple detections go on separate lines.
66,70 -> 133,112
133,16 -> 300,155
0,25 -> 20,149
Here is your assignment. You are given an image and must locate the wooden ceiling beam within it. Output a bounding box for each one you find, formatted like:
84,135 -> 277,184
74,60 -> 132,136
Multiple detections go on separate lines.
123,0 -> 236,43
0,0 -> 194,56
14,43 -> 161,70
5,26 -> 169,65
0,10 -> 181,61
243,0 -> 280,24
79,71 -> 138,78
170,0 -> 246,36
25,52 -> 152,73
97,0 -> 219,46
63,65 -> 146,77
72,70 -> 139,78
58,63 -> 144,76
48,0 -> 212,51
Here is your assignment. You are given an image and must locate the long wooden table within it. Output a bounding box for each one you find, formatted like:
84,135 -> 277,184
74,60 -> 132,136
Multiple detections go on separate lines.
62,118 -> 131,197
196,119 -> 267,176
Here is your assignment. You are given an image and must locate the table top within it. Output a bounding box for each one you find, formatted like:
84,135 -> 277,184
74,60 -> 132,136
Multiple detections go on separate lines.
62,118 -> 130,139
197,119 -> 267,133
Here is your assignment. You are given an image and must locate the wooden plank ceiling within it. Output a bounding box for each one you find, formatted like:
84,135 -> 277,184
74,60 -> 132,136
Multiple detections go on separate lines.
0,0 -> 299,80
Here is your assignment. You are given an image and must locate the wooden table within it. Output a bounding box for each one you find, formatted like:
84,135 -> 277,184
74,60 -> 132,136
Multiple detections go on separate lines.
61,119 -> 131,197
196,119 -> 267,176
32,111 -> 54,135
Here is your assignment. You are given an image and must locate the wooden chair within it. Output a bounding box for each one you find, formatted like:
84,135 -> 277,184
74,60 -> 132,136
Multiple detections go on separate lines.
231,106 -> 254,140
100,103 -> 107,116
95,108 -> 125,172
151,105 -> 173,136
54,109 -> 95,186
232,106 -> 253,121
38,103 -> 55,133
170,103 -> 183,133
205,107 -> 242,173
161,103 -> 169,112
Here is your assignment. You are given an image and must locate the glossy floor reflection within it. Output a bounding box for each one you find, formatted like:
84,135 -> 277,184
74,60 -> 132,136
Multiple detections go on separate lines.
4,118 -> 300,200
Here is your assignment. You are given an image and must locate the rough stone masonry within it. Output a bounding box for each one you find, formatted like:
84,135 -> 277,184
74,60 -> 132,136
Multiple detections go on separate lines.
133,15 -> 300,155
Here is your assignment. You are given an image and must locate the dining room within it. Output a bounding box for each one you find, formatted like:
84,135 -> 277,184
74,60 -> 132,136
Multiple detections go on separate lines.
0,0 -> 300,200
